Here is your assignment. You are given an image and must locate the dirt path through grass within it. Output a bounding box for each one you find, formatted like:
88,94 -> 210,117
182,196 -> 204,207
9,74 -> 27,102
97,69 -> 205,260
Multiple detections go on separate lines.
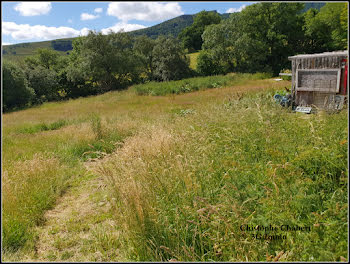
17,79 -> 290,262
25,162 -> 124,262
5,77 -> 317,261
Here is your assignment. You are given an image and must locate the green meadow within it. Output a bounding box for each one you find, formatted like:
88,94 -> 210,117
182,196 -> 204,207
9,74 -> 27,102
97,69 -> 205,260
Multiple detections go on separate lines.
187,52 -> 200,70
2,74 -> 348,262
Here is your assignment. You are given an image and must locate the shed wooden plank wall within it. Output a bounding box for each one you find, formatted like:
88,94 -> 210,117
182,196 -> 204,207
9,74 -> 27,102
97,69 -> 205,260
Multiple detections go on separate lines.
289,52 -> 348,109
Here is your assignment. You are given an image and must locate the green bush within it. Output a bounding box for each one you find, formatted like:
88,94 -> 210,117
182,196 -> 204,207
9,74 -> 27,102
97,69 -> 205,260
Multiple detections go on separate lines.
24,65 -> 61,102
152,36 -> 192,82
3,61 -> 35,111
196,50 -> 226,76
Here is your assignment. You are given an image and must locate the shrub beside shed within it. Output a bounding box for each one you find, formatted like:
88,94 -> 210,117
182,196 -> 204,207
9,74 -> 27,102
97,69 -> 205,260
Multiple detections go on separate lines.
288,50 -> 348,110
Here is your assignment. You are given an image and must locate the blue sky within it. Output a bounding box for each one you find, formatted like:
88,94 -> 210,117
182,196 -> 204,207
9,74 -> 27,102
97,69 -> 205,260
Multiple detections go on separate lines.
2,2 -> 255,45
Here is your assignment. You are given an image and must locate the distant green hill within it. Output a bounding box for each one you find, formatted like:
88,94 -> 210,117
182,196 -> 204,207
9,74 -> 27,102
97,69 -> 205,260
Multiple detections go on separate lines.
130,12 -> 231,39
130,14 -> 195,39
2,38 -> 74,62
301,2 -> 326,13
2,3 -> 325,62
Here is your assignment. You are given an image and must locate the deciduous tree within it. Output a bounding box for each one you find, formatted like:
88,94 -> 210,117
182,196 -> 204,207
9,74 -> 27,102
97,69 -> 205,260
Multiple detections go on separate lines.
152,36 -> 192,81
66,30 -> 138,92
179,11 -> 222,52
133,35 -> 156,81
3,61 -> 35,111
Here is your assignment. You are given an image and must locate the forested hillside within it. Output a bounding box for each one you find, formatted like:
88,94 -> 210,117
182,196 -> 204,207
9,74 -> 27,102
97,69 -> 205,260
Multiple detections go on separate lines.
302,2 -> 326,12
130,14 -> 194,39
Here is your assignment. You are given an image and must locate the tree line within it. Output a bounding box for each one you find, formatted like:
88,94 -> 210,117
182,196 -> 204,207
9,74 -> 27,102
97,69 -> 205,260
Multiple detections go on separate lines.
190,2 -> 348,76
3,33 -> 194,111
3,2 -> 347,112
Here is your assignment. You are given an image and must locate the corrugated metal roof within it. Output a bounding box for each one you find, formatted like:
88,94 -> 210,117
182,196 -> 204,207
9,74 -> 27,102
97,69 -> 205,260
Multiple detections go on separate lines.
288,50 -> 348,60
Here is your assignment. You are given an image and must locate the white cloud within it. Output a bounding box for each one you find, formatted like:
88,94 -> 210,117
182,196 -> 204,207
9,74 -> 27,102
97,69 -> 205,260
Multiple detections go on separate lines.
101,23 -> 146,34
2,42 -> 12,46
107,2 -> 183,22
226,5 -> 247,13
2,21 -> 144,42
2,21 -> 90,41
14,2 -> 52,16
80,28 -> 91,36
81,13 -> 99,21
94,7 -> 103,13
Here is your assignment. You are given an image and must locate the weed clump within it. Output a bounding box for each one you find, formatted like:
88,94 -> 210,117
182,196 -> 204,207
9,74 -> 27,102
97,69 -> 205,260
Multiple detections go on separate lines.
17,119 -> 68,134
90,114 -> 104,140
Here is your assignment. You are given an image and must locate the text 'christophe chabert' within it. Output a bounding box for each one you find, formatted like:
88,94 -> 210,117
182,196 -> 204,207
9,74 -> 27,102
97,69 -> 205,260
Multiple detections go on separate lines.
240,224 -> 312,241
240,224 -> 311,232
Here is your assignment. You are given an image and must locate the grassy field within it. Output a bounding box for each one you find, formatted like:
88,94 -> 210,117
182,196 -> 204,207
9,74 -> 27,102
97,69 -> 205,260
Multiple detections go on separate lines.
133,73 -> 272,96
187,52 -> 200,70
2,74 -> 348,262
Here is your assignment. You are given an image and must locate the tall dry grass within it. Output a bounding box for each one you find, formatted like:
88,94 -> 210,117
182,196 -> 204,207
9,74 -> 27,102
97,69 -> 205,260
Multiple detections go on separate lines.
2,73 -> 346,262
93,89 -> 348,261
2,154 -> 74,251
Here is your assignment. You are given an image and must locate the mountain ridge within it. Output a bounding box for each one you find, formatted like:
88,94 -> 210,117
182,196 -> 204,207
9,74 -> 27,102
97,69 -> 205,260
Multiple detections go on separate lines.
3,12 -> 225,61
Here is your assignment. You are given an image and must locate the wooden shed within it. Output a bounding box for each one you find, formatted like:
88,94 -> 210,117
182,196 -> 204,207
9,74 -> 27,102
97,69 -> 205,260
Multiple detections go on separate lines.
288,50 -> 348,110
